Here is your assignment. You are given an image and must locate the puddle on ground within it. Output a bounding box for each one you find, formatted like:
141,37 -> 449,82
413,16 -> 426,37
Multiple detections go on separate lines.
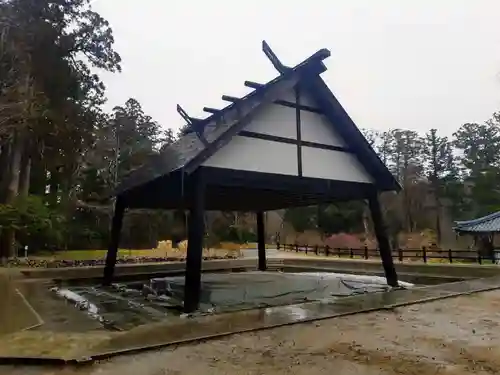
51,271 -> 415,331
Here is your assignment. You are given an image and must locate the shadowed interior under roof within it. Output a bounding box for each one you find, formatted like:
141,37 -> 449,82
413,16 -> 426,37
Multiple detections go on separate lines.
121,169 -> 378,211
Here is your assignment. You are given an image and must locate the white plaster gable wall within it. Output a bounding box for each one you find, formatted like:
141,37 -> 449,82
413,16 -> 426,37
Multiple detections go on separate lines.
202,87 -> 374,184
202,135 -> 298,176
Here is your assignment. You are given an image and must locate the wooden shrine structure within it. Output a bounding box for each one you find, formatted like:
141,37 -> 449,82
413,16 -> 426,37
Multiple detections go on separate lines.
454,211 -> 500,260
103,41 -> 401,313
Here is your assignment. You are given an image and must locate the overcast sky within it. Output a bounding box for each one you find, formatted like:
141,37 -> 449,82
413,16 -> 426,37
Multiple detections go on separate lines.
91,0 -> 500,137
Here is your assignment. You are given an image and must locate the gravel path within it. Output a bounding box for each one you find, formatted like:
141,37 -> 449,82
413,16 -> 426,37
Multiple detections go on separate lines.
4,290 -> 500,375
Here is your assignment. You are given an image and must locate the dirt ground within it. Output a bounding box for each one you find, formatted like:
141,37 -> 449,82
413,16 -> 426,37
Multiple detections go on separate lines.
4,290 -> 500,375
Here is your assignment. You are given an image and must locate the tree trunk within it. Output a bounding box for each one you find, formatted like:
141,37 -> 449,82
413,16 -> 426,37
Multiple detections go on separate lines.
19,153 -> 31,197
48,167 -> 60,207
29,150 -> 46,195
434,193 -> 442,245
401,158 -> 411,233
431,177 -> 442,245
1,134 -> 24,260
59,167 -> 73,212
435,209 -> 441,244
0,142 -> 11,203
362,202 -> 370,245
403,186 -> 412,232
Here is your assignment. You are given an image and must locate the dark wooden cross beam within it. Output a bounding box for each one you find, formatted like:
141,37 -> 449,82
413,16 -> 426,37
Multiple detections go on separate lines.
244,81 -> 264,89
221,95 -> 244,117
176,104 -> 208,145
221,95 -> 240,103
204,106 -> 226,126
245,80 -> 324,114
203,107 -> 220,115
262,40 -> 290,74
176,104 -> 204,125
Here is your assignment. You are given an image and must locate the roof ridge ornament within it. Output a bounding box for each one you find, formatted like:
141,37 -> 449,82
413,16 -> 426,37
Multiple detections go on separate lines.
262,40 -> 290,74
176,104 -> 209,146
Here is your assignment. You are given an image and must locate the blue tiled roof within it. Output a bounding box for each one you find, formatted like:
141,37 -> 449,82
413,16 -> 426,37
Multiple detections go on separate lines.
453,211 -> 500,233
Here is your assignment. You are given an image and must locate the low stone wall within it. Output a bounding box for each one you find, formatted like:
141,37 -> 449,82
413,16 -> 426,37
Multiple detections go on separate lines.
281,258 -> 500,279
18,256 -> 500,282
19,259 -> 284,280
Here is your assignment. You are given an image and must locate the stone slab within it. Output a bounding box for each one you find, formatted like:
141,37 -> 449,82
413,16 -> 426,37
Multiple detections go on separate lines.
0,275 -> 42,335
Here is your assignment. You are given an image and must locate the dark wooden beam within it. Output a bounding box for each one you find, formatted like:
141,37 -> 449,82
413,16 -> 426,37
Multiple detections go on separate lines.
221,95 -> 239,103
262,40 -> 289,73
203,107 -> 220,115
245,82 -> 324,113
367,191 -> 399,287
273,100 -> 324,114
257,211 -> 266,271
177,105 -> 205,124
177,104 -> 208,145
103,197 -> 126,286
176,104 -> 193,125
239,131 -> 353,153
295,87 -> 303,177
183,171 -> 206,313
244,81 -> 264,89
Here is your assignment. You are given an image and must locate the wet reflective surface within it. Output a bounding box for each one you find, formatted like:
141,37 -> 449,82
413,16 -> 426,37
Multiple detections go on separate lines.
51,271 -> 411,331
0,275 -> 41,335
91,275 -> 500,358
2,266 -> 500,362
17,280 -> 103,332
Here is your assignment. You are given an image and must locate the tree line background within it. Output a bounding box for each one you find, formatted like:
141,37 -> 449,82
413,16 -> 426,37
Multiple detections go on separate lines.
1,0 -> 499,258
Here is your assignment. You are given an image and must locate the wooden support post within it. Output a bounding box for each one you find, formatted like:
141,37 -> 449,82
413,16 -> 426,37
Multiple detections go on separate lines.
183,171 -> 206,313
103,196 -> 126,286
367,192 -> 399,287
257,211 -> 267,271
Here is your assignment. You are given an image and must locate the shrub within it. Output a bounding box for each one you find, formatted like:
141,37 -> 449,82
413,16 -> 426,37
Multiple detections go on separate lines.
0,195 -> 64,254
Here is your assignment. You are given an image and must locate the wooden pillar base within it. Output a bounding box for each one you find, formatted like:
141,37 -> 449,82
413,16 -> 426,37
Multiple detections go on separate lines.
103,197 -> 126,286
368,192 -> 399,287
183,171 -> 205,313
257,211 -> 266,271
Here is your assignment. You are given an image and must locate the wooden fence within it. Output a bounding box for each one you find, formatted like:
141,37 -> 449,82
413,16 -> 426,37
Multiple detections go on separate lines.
277,243 -> 499,265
